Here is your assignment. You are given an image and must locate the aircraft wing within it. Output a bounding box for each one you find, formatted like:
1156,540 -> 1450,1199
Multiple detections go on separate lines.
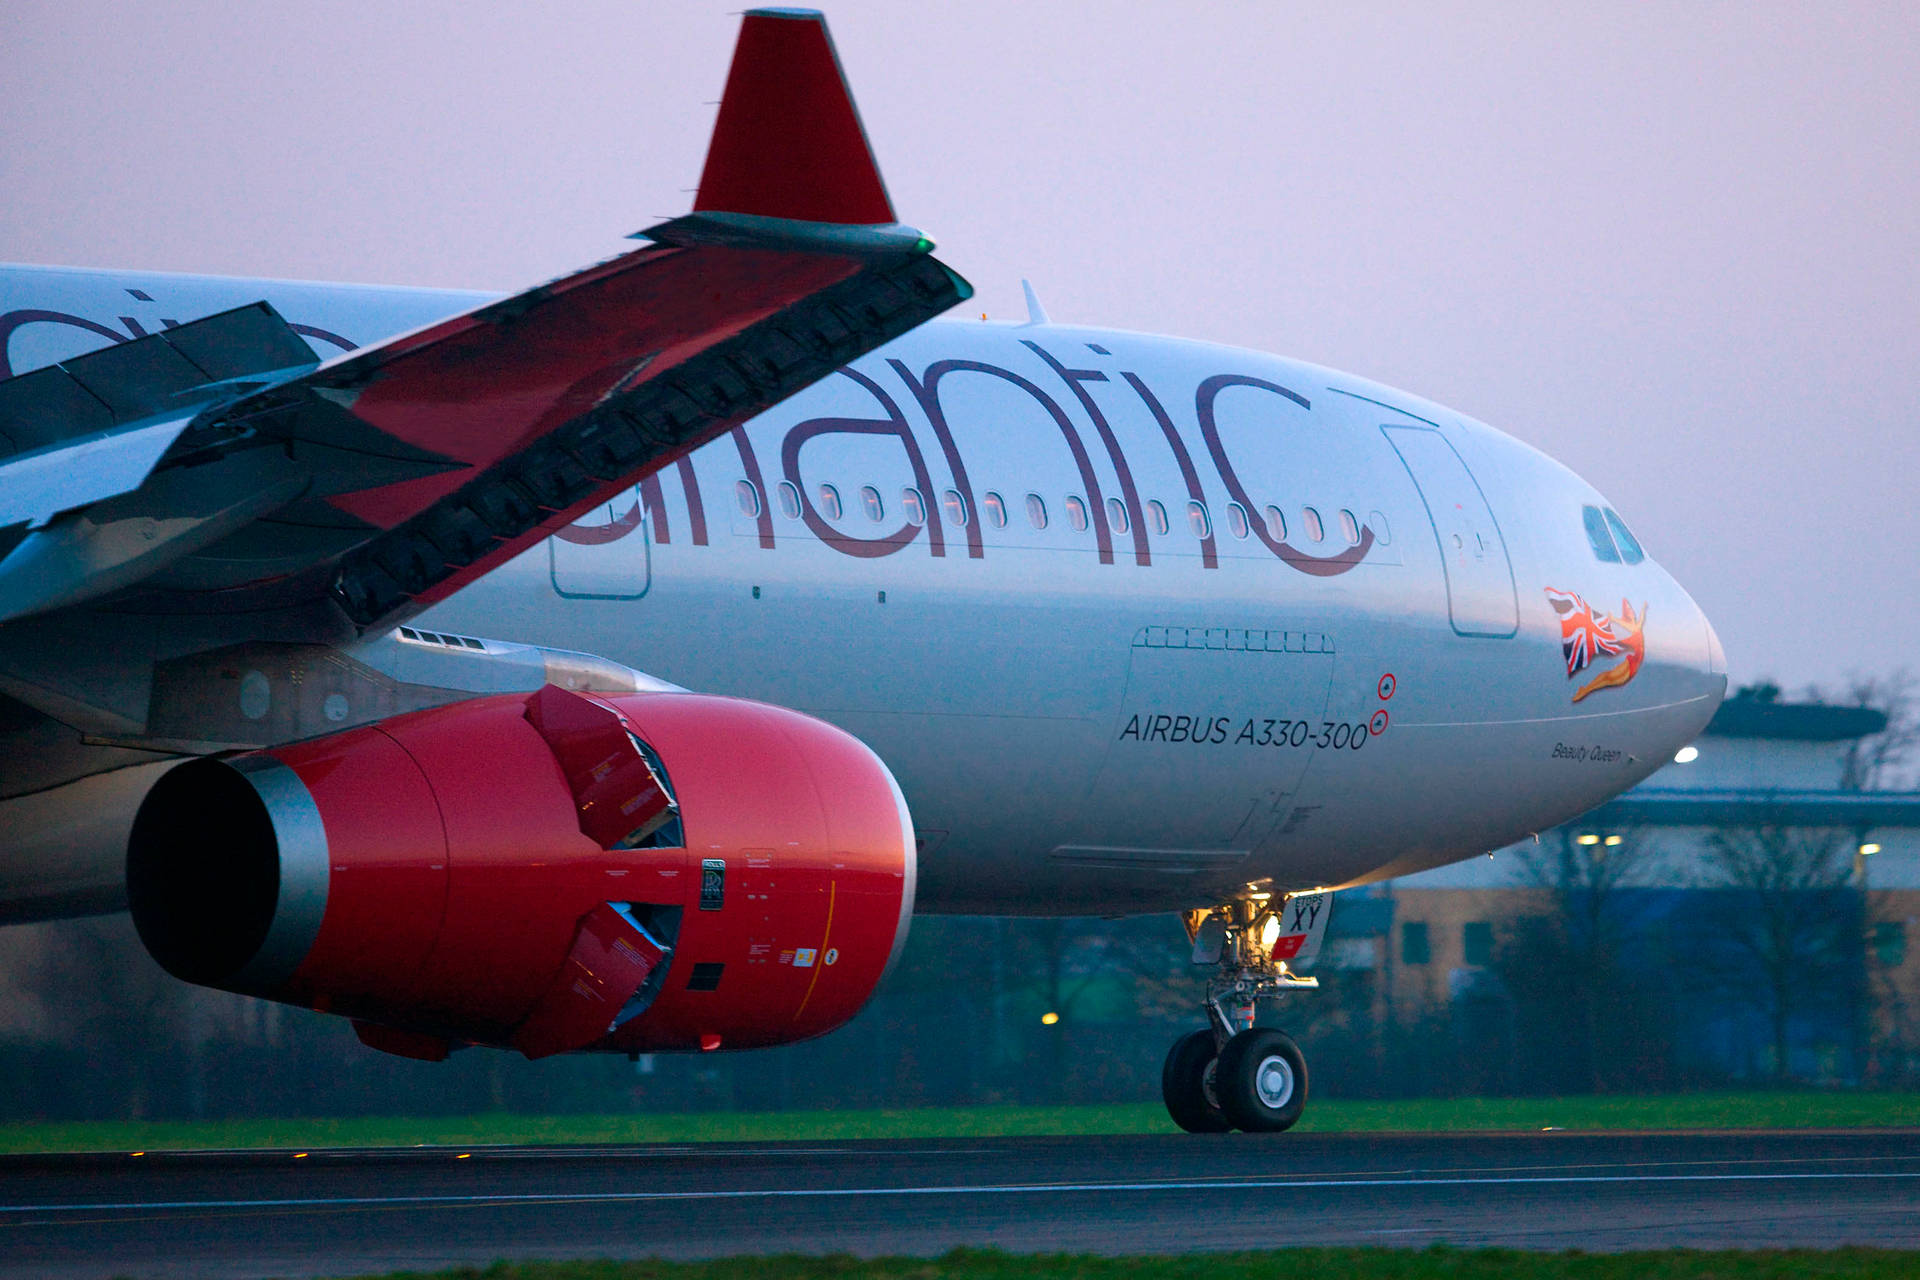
0,9 -> 970,636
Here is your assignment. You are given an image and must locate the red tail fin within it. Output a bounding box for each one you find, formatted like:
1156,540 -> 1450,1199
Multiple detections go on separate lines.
695,9 -> 896,225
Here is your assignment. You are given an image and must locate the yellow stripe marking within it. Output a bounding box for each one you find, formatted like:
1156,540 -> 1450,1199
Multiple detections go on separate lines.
792,881 -> 836,1022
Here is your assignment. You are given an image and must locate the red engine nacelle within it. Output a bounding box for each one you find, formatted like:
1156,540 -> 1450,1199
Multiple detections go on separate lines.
127,688 -> 916,1060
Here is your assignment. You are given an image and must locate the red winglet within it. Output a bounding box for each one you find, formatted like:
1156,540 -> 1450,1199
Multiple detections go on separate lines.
694,9 -> 896,225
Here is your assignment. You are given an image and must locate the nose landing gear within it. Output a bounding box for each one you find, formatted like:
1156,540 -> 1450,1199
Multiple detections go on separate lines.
1160,1028 -> 1231,1132
1162,893 -> 1327,1133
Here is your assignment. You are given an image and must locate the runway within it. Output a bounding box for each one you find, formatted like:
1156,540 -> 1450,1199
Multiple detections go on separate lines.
4,1129 -> 1918,1278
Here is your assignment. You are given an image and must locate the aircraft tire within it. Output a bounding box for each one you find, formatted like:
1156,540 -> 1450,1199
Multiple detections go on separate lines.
1161,1029 -> 1231,1133
1215,1027 -> 1308,1133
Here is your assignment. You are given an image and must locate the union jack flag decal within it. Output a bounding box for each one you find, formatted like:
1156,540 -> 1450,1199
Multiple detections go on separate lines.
1545,587 -> 1648,702
1546,587 -> 1621,675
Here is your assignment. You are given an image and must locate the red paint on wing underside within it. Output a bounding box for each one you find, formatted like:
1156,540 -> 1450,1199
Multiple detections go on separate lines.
694,11 -> 895,225
323,246 -> 859,529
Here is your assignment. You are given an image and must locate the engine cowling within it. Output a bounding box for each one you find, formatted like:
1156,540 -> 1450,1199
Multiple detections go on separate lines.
127,688 -> 916,1060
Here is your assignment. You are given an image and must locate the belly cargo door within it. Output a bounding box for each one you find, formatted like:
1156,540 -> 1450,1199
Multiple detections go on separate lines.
1065,626 -> 1337,870
1382,426 -> 1517,638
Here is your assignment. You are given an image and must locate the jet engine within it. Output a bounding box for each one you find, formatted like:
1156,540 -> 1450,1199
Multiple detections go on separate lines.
126,687 -> 915,1061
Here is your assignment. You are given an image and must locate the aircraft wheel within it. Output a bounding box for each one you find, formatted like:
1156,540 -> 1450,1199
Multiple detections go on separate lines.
1215,1027 -> 1308,1133
1161,1029 -> 1231,1133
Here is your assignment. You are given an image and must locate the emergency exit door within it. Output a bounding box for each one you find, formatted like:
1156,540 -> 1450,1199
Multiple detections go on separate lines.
550,486 -> 651,600
1383,426 -> 1517,638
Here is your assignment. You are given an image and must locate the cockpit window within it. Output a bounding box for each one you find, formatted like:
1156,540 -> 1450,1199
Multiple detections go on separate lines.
1604,508 -> 1645,565
1582,504 -> 1621,563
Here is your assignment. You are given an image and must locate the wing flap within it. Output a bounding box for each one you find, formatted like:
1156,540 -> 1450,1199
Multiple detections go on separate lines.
0,412 -> 198,533
0,302 -> 314,458
0,365 -> 113,456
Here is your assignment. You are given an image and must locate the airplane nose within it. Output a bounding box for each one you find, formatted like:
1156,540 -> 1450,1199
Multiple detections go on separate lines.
1661,565 -> 1727,716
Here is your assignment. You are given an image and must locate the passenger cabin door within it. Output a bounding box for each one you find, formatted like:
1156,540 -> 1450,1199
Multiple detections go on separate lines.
1382,426 -> 1517,638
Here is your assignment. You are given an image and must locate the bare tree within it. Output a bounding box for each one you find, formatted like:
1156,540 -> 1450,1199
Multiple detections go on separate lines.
1797,669 -> 1917,791
1865,888 -> 1918,1086
1514,823 -> 1660,953
1701,821 -> 1861,1081
1840,670 -> 1918,792
1504,824 -> 1664,1092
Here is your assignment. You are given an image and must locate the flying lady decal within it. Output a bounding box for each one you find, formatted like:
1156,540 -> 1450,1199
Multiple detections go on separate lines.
1545,588 -> 1646,702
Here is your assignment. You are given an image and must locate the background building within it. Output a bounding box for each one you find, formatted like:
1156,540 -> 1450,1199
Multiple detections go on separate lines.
1331,685 -> 1920,1087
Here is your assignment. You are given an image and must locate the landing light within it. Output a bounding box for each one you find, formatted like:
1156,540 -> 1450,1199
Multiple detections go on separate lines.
1861,843 -> 1881,856
1259,915 -> 1283,949
1576,834 -> 1600,846
1040,1011 -> 1060,1026
1674,746 -> 1700,764
1604,835 -> 1623,847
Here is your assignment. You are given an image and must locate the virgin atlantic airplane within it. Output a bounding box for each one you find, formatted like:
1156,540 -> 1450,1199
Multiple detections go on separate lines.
0,10 -> 1725,1133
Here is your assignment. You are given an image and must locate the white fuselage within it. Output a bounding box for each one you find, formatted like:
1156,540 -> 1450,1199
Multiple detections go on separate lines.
1,264 -> 1728,915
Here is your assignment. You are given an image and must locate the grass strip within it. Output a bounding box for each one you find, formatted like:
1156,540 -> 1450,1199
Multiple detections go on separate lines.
5,1092 -> 1917,1154
322,1246 -> 1920,1280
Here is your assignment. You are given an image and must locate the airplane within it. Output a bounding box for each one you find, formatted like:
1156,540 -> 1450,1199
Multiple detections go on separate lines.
0,9 -> 1726,1134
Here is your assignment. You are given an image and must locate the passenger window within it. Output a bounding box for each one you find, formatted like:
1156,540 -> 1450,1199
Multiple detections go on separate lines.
1226,502 -> 1250,539
1339,509 -> 1360,545
1582,504 -> 1621,562
1302,507 -> 1324,542
1065,495 -> 1089,532
1368,509 -> 1391,545
901,487 -> 926,526
1147,499 -> 1170,536
1263,505 -> 1286,541
735,479 -> 761,519
982,491 -> 1007,528
860,485 -> 884,522
942,489 -> 969,527
1107,497 -> 1129,535
1187,500 -> 1211,540
817,483 -> 842,522
776,480 -> 802,520
1604,508 -> 1645,564
1026,493 -> 1048,530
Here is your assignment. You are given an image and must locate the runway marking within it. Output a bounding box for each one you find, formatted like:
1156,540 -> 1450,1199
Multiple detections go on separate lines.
7,1169 -> 1920,1218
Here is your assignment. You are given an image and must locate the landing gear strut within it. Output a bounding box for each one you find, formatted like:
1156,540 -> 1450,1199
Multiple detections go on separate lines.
1161,894 -> 1325,1133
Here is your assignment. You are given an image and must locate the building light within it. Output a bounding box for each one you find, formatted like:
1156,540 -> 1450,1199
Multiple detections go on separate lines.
1040,1011 -> 1060,1026
1860,843 -> 1881,856
1576,834 -> 1600,846
1604,835 -> 1623,847
1674,746 -> 1699,764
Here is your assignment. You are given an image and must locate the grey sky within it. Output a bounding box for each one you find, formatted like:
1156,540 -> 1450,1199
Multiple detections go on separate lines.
4,1 -> 1915,694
